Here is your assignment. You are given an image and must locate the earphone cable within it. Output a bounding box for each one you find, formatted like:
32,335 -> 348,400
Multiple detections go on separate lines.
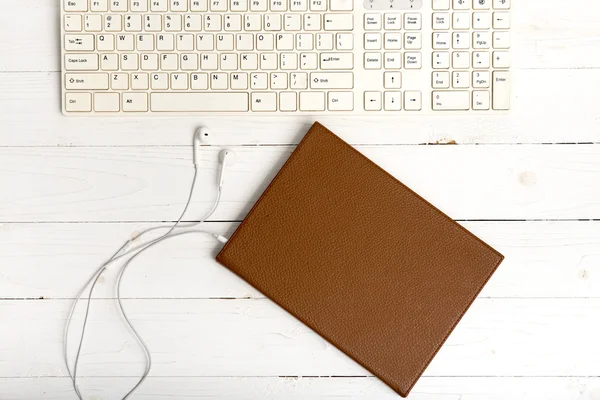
64,167 -> 224,399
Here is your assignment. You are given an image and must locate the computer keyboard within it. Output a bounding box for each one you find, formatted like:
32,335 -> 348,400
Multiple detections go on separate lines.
61,0 -> 511,114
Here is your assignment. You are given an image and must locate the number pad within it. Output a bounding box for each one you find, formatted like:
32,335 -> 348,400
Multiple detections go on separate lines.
429,0 -> 510,110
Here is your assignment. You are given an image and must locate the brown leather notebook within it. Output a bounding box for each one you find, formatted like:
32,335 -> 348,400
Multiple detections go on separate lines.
216,122 -> 504,397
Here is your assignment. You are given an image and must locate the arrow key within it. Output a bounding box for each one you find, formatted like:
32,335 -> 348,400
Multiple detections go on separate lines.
384,91 -> 402,111
364,91 -> 382,111
404,91 -> 422,111
384,71 -> 402,89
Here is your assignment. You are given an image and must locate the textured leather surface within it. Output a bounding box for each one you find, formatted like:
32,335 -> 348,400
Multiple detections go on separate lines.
216,122 -> 504,397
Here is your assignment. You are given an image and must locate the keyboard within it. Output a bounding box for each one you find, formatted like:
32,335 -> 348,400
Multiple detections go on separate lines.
61,0 -> 511,114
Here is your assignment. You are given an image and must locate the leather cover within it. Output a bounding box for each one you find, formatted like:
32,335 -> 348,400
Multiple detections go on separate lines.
216,122 -> 504,397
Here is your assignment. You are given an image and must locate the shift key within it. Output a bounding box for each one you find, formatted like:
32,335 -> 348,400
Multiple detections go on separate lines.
65,73 -> 109,90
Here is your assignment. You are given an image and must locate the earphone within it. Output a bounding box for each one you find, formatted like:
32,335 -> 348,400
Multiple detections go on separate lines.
64,128 -> 235,400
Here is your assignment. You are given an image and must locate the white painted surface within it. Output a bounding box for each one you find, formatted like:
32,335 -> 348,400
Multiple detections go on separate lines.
1,0 -> 600,398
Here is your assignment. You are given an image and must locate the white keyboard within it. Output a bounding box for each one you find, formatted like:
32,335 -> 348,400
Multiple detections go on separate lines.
61,0 -> 511,114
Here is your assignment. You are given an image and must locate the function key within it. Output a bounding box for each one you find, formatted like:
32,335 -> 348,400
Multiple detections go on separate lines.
110,0 -> 129,11
130,0 -> 148,11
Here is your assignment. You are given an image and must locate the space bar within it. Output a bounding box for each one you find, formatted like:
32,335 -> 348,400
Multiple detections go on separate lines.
151,93 -> 249,112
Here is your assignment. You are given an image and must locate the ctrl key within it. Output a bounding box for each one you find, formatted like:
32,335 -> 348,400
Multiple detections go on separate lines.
65,92 -> 91,112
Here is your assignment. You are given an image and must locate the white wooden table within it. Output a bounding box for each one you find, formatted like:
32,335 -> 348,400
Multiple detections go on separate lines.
2,1 -> 600,398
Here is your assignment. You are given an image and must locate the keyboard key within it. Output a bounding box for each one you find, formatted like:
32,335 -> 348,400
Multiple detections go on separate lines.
320,52 -> 353,69
432,13 -> 450,30
472,90 -> 490,110
364,14 -> 382,30
328,91 -> 353,111
384,32 -> 402,50
472,12 -> 491,29
191,0 -> 209,9
299,91 -> 326,111
130,0 -> 148,11
404,91 -> 422,110
364,53 -> 381,69
330,0 -> 353,11
65,73 -> 109,90
404,52 -> 422,69
384,13 -> 402,30
364,91 -> 381,111
310,72 -> 353,89
493,0 -> 510,9
310,0 -> 327,10
452,12 -> 469,29
432,0 -> 450,10
65,0 -> 88,11
65,92 -> 92,112
452,71 -> 470,88
64,15 -> 82,32
290,72 -> 308,89
404,13 -> 421,30
404,33 -> 421,49
65,35 -> 95,51
324,14 -> 353,31
492,71 -> 510,110
111,0 -> 128,11
493,31 -> 510,48
493,11 -> 510,28
473,0 -> 490,9
291,0 -> 308,11
364,33 -> 382,50
472,71 -> 490,88
453,0 -> 469,9
384,71 -> 401,88
493,51 -> 510,68
336,33 -> 354,50
432,91 -> 470,110
432,71 -> 450,88
123,93 -> 148,112
384,92 -> 401,111
91,0 -> 109,11
65,54 -> 99,71
151,93 -> 249,111
94,92 -> 120,112
279,92 -> 297,111
473,31 -> 490,48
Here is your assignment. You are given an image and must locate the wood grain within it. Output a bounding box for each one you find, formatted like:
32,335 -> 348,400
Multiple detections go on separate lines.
0,145 -> 599,222
2,377 -> 600,400
1,221 -> 598,300
3,298 -> 600,378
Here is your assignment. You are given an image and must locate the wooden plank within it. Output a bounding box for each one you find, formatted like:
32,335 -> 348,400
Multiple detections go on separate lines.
0,145 -> 599,222
0,70 -> 599,146
1,377 -> 599,400
2,298 -> 600,377
1,221 -> 599,300
2,0 -> 600,72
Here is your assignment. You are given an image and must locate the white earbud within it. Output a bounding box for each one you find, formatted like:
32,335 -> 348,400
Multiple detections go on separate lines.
194,127 -> 213,167
218,149 -> 236,188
